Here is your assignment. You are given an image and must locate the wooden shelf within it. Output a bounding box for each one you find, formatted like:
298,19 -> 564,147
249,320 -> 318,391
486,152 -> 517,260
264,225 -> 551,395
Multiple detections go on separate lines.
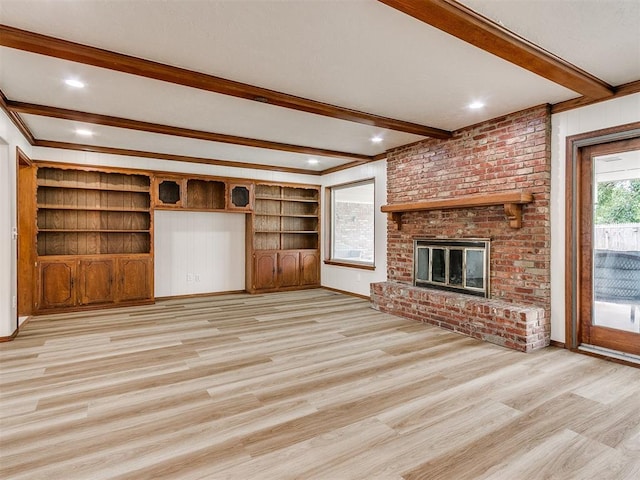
37,181 -> 150,193
255,213 -> 317,218
255,195 -> 318,203
255,230 -> 318,234
38,205 -> 150,212
381,191 -> 533,229
38,229 -> 150,233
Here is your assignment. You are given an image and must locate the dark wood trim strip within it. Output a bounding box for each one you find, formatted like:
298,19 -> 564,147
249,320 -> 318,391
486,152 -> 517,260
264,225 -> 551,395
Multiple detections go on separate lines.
0,24 -> 451,139
549,340 -> 565,349
552,79 -> 640,114
378,0 -> 614,99
571,347 -> 640,368
321,159 -> 378,175
16,146 -> 33,166
0,90 -> 35,144
0,328 -> 19,342
7,100 -> 371,161
322,286 -> 371,301
323,260 -> 376,271
34,140 -> 321,176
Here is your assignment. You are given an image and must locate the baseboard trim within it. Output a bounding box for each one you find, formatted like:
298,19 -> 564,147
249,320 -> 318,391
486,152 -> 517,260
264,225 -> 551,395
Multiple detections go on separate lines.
155,290 -> 247,301
322,286 -> 370,301
0,328 -> 20,342
549,340 -> 566,349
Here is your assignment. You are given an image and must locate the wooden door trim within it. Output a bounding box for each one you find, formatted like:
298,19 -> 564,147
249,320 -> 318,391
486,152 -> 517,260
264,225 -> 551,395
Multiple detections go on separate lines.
16,147 -> 35,324
565,122 -> 640,349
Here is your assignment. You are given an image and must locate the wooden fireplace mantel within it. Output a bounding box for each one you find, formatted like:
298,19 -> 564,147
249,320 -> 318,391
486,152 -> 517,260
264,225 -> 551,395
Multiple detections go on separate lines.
381,191 -> 533,229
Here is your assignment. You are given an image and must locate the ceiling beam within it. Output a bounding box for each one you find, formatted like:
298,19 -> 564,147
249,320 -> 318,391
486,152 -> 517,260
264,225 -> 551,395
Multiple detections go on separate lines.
552,79 -> 640,114
0,90 -> 35,144
378,0 -> 615,100
6,99 -> 371,161
0,24 -> 451,139
34,140 -> 321,176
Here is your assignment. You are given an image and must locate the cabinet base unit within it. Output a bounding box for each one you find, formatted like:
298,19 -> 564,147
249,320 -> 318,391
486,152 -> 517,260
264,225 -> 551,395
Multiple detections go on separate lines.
35,254 -> 154,314
248,250 -> 319,293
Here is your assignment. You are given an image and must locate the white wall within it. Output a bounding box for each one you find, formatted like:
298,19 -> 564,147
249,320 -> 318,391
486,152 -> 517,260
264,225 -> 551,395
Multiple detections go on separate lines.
0,110 -> 33,337
30,146 -> 320,186
321,160 -> 388,297
154,210 -> 245,297
550,93 -> 640,342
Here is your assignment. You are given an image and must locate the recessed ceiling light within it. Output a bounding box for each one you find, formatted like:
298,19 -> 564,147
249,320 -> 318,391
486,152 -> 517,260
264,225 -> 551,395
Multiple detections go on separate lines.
75,129 -> 93,137
371,136 -> 383,144
307,158 -> 319,165
65,79 -> 85,89
468,101 -> 485,110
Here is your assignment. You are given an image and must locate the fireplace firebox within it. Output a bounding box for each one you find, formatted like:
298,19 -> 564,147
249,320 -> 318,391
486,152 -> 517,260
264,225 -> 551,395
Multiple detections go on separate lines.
414,239 -> 490,297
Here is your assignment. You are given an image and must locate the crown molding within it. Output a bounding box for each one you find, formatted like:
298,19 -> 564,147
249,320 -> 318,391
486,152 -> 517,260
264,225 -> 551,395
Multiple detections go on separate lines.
33,140 -> 322,176
6,100 -> 371,161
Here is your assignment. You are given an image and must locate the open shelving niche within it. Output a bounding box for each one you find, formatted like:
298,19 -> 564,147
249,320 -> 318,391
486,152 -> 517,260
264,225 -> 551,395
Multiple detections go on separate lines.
36,167 -> 152,256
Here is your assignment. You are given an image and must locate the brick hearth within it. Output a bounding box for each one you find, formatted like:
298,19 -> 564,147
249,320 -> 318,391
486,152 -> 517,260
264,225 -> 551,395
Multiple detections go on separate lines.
371,282 -> 547,352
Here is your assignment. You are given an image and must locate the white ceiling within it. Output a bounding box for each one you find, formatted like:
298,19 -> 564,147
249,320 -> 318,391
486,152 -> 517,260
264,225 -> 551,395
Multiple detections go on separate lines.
0,0 -> 638,173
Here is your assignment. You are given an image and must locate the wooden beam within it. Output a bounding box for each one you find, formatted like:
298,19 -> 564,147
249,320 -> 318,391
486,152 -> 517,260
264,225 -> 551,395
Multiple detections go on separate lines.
0,90 -> 35,144
33,140 -> 321,176
6,100 -> 370,161
378,0 -> 614,99
0,24 -> 451,139
552,79 -> 640,114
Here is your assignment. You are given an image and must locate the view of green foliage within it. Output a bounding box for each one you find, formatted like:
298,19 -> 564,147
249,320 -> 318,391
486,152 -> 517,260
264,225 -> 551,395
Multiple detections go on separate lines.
595,179 -> 640,224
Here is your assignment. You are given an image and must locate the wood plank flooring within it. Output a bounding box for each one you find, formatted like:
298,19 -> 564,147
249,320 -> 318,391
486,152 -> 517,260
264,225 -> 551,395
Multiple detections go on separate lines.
1,289 -> 639,479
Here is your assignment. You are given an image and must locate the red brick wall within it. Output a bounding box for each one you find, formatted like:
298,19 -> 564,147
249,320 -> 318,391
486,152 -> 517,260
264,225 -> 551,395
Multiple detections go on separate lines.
385,105 -> 551,313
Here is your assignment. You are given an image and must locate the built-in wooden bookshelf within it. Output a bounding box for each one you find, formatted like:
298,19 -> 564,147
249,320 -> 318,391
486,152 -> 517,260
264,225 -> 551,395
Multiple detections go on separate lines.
34,165 -> 153,312
28,165 -> 320,312
247,183 -> 320,292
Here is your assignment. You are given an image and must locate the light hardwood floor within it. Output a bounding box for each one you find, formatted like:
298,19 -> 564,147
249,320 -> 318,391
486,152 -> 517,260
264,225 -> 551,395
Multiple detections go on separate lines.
1,289 -> 639,479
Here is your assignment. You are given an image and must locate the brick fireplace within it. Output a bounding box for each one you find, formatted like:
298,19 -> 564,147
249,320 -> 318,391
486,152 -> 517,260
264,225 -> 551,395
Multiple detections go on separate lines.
371,105 -> 551,352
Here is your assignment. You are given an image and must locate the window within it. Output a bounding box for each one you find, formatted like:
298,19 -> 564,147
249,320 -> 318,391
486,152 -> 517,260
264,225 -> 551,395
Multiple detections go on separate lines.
328,179 -> 375,267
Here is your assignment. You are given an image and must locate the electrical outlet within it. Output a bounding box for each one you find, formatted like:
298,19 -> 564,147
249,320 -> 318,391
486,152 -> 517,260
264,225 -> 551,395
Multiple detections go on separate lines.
195,274 -> 200,282
186,273 -> 194,282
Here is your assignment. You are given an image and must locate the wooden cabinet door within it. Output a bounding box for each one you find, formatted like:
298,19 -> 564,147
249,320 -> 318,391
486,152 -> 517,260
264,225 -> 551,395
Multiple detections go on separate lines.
300,251 -> 319,286
227,183 -> 254,211
278,251 -> 300,288
254,251 -> 278,290
38,260 -> 77,310
78,259 -> 115,305
117,257 -> 152,302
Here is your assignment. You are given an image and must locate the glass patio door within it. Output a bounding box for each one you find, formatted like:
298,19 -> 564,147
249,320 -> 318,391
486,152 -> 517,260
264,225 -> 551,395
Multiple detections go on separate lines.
579,137 -> 640,356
